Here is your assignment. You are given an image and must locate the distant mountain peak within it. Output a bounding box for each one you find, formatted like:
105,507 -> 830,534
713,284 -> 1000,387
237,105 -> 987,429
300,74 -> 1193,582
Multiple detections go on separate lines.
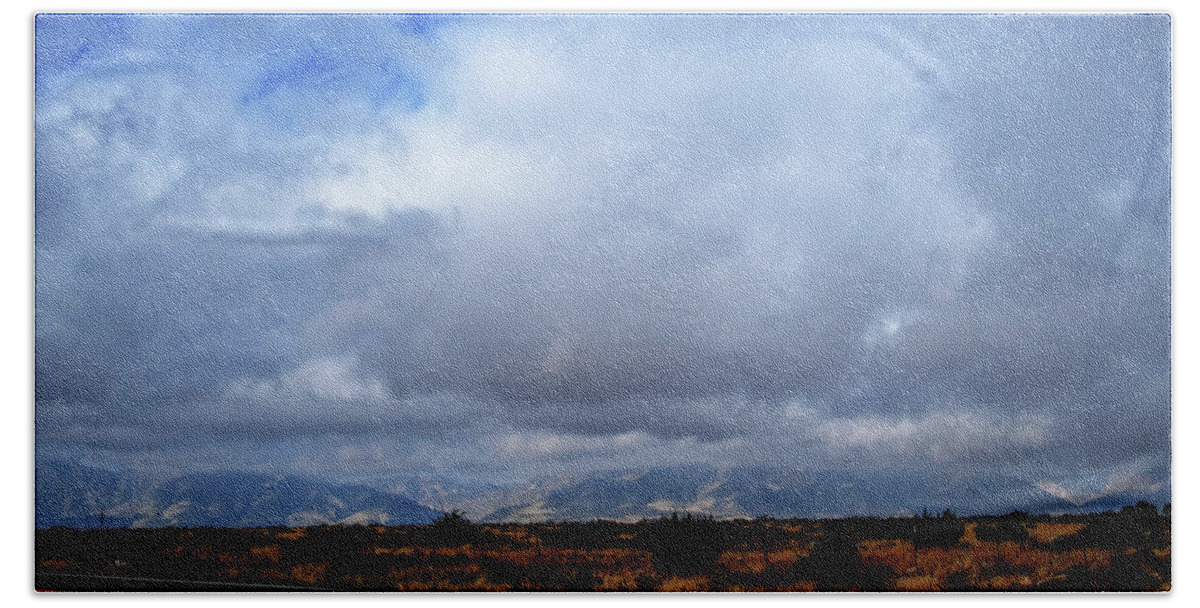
36,461 -> 439,529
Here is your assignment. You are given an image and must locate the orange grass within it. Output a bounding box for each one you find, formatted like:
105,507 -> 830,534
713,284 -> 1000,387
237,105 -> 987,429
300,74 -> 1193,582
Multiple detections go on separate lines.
716,548 -> 805,574
659,576 -> 709,591
597,570 -> 640,591
893,574 -> 941,591
858,535 -> 1113,590
1028,522 -> 1085,544
249,545 -> 282,563
860,539 -> 914,575
290,562 -> 327,584
33,519 -> 1167,592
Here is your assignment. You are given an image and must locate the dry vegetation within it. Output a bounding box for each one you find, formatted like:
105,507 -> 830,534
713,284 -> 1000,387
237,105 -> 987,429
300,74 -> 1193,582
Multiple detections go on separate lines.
35,505 -> 1169,592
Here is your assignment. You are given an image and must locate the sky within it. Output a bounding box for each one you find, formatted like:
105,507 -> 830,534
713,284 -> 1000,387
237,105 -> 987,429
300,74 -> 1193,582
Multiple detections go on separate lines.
34,13 -> 1171,508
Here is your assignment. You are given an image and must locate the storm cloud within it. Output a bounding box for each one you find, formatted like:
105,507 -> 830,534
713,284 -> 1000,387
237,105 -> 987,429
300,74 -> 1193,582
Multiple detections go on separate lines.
35,14 -> 1170,508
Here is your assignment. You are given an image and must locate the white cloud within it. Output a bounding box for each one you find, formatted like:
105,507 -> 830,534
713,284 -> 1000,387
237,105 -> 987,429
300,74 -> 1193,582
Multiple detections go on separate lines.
314,115 -> 546,218
815,410 -> 1052,462
229,355 -> 390,404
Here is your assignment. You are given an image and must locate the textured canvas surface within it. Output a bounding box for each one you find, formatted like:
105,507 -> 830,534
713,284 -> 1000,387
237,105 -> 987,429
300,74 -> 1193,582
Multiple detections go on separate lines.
34,13 -> 1170,592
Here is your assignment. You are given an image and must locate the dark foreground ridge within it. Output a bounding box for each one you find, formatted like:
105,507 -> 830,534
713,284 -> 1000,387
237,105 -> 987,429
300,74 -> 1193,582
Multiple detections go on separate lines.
36,503 -> 1170,592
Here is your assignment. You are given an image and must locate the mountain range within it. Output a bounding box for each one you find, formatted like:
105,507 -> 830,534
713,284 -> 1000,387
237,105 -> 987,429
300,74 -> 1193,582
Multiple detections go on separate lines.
467,465 -> 1167,523
36,460 -> 441,528
36,460 -> 1169,529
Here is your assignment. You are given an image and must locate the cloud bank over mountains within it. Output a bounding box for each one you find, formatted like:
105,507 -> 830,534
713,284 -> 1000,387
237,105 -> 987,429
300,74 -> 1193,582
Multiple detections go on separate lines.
35,14 -> 1170,510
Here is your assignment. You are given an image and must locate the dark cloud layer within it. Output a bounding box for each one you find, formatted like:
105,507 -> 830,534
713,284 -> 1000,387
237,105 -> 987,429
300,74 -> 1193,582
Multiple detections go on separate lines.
35,14 -> 1170,508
